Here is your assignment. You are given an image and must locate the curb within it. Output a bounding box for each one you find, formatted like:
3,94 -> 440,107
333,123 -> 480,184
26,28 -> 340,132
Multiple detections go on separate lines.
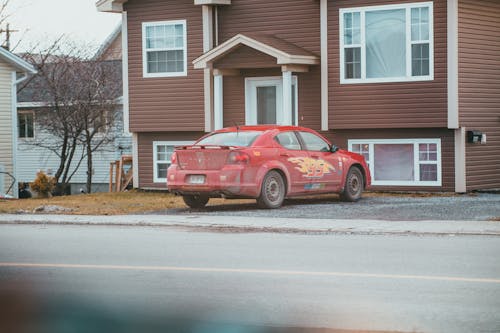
1,214 -> 500,236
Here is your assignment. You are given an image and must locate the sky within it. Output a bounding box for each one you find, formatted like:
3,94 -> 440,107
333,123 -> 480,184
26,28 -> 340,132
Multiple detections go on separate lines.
6,0 -> 121,53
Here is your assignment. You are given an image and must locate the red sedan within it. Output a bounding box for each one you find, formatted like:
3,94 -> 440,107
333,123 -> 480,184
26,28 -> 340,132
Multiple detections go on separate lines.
167,125 -> 371,209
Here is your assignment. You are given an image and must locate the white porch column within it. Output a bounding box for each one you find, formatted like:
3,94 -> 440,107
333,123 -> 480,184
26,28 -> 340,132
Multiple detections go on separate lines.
282,70 -> 293,125
213,74 -> 224,130
202,5 -> 214,132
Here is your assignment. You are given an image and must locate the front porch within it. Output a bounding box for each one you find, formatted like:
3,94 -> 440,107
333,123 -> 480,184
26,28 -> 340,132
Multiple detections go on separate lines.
193,33 -> 319,130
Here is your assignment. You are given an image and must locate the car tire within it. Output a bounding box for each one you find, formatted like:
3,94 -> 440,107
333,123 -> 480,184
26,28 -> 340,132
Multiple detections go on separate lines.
183,194 -> 209,209
340,166 -> 364,202
257,170 -> 285,209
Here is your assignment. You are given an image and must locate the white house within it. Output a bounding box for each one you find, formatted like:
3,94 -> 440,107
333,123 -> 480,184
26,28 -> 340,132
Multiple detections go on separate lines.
0,47 -> 36,198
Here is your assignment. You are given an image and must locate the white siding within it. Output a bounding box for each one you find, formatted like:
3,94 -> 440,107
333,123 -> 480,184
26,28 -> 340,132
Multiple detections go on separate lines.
0,62 -> 13,195
16,108 -> 132,189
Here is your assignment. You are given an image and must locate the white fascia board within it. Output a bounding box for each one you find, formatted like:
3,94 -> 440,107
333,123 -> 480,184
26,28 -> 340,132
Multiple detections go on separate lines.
0,47 -> 36,74
276,55 -> 319,65
96,0 -> 127,13
194,0 -> 231,5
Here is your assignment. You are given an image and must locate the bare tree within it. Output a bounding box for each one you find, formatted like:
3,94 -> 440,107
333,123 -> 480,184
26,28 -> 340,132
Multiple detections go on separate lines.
20,39 -> 121,193
72,59 -> 121,193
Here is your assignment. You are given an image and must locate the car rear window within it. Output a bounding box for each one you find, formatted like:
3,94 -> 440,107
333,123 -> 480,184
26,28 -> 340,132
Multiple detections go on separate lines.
196,131 -> 262,147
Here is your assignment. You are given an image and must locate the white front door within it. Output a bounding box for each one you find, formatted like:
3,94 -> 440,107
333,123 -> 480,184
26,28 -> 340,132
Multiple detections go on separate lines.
245,76 -> 297,126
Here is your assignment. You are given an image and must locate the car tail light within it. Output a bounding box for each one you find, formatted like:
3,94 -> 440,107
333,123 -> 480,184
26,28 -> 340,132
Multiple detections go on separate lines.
171,152 -> 177,164
226,151 -> 250,164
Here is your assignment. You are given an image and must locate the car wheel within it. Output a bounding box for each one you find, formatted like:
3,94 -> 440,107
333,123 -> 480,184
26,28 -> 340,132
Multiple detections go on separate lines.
183,194 -> 209,209
340,167 -> 364,202
257,170 -> 285,209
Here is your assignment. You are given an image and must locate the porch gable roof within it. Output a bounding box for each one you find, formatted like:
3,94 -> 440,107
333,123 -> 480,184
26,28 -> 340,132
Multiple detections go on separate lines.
193,33 -> 319,69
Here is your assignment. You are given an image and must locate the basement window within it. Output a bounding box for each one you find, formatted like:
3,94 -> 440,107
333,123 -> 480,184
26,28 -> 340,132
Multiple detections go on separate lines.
153,141 -> 193,183
349,139 -> 441,186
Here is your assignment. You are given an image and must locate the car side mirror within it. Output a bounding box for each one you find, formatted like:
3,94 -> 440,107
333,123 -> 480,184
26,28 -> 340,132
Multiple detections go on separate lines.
330,145 -> 339,153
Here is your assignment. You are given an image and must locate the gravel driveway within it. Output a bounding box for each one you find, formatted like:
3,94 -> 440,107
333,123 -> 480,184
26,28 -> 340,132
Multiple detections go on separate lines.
164,193 -> 500,221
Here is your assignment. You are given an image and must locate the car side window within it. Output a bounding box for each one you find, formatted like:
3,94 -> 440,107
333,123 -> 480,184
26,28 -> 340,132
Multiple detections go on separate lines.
299,131 -> 330,152
274,132 -> 302,150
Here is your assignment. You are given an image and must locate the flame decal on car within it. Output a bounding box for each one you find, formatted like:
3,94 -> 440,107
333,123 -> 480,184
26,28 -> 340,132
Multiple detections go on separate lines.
288,157 -> 336,178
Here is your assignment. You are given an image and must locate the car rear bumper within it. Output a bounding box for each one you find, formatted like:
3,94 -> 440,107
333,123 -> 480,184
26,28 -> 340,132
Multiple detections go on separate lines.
167,165 -> 260,198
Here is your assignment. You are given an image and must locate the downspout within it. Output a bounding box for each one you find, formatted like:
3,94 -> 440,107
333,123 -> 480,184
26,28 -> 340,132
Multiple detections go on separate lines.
15,73 -> 28,85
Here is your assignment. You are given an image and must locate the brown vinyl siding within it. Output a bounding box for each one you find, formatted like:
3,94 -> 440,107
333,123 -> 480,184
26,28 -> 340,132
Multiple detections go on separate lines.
137,132 -> 203,188
458,0 -> 500,190
215,0 -> 322,130
218,0 -> 320,55
328,0 -> 448,129
327,128 -> 455,191
125,0 -> 204,133
214,46 -> 278,69
222,75 -> 246,128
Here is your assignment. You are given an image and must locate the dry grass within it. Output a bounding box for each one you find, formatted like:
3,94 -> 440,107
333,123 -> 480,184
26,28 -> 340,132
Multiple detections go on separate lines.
0,191 -> 255,215
0,190 -> 460,215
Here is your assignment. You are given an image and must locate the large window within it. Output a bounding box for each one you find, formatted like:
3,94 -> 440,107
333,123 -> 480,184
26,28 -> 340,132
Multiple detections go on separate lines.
153,141 -> 193,183
142,20 -> 187,78
18,111 -> 34,139
349,139 -> 441,186
340,2 -> 433,83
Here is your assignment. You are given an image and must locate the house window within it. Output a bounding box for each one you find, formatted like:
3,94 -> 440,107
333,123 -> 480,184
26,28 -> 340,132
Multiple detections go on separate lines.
142,20 -> 187,78
18,112 -> 34,138
340,2 -> 433,83
153,141 -> 193,183
349,139 -> 441,186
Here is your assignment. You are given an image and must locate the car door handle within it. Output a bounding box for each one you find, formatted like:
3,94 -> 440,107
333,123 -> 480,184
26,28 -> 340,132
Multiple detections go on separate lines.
311,155 -> 319,158
280,152 -> 290,157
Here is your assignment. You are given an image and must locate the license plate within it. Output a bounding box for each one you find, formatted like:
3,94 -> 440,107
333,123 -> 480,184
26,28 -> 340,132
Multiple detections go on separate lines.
187,175 -> 206,184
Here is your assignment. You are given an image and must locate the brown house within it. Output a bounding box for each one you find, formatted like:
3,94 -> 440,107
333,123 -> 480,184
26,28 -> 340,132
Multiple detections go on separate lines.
96,0 -> 500,192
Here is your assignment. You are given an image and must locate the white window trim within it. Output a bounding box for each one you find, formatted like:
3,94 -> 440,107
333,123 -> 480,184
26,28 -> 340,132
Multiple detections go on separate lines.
153,141 -> 193,183
18,110 -> 35,140
339,2 -> 434,84
244,76 -> 298,126
142,20 -> 188,78
348,138 -> 442,186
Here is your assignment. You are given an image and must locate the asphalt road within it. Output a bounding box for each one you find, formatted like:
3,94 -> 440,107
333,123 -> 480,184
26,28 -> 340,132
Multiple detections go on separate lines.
1,224 -> 499,333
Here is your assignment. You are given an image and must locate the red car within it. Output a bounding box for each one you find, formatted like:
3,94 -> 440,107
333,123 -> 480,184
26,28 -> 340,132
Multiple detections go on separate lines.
167,125 -> 371,209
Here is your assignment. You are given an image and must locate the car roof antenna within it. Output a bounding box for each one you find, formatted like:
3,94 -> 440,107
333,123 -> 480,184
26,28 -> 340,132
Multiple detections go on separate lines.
232,121 -> 240,135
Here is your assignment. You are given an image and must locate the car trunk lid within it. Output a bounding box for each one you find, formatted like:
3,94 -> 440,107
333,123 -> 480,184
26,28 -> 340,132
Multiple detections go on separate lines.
176,146 -> 236,170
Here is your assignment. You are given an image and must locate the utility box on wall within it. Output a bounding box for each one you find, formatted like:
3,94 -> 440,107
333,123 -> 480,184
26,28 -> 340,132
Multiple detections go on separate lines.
467,130 -> 486,144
